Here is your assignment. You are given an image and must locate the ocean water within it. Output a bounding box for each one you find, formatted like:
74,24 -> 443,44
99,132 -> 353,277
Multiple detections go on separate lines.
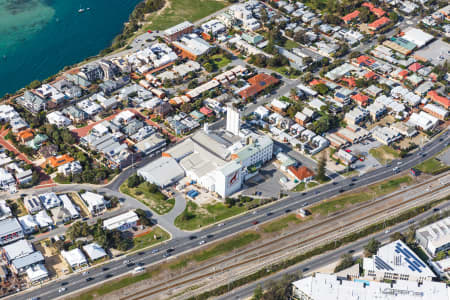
0,0 -> 142,96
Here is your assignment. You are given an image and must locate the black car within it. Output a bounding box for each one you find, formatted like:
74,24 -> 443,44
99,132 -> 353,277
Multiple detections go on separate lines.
61,282 -> 68,286
206,234 -> 214,239
167,248 -> 175,253
339,189 -> 345,193
285,209 -> 291,213
86,277 -> 94,282
189,235 -> 197,240
102,267 -> 109,271
266,212 -> 273,216
105,274 -> 113,279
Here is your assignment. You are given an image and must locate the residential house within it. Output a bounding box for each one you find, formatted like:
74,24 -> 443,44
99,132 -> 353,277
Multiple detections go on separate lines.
103,211 -> 140,232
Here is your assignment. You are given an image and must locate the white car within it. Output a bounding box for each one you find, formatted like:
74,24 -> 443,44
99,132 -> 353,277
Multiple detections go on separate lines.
58,287 -> 66,293
198,240 -> 206,245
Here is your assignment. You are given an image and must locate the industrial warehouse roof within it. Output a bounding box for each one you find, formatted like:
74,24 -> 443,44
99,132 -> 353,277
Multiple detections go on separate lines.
292,273 -> 449,300
138,156 -> 185,187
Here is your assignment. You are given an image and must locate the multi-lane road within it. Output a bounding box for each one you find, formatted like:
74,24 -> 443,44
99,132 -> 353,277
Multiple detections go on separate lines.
11,129 -> 448,300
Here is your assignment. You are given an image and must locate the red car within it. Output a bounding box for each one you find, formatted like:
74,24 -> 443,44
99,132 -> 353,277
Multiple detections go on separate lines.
252,221 -> 259,225
345,149 -> 352,153
359,157 -> 365,161
147,30 -> 153,33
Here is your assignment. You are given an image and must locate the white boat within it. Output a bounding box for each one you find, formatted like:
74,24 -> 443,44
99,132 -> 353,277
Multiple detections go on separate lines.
78,8 -> 85,13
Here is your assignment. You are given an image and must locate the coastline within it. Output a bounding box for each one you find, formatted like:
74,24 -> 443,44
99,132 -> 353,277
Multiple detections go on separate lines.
1,0 -> 160,100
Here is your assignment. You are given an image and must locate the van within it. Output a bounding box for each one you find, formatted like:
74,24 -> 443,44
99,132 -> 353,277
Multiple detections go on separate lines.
133,266 -> 144,274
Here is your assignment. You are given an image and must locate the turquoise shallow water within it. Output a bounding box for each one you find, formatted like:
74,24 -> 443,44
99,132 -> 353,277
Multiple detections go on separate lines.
0,0 -> 142,96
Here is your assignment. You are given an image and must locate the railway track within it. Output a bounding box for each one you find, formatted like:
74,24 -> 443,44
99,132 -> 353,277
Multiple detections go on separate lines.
123,172 -> 449,300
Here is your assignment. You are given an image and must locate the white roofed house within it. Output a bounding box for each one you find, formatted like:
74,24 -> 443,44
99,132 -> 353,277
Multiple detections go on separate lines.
254,106 -> 270,119
0,168 -> 16,190
59,194 -> 80,220
82,243 -> 107,262
407,111 -> 439,131
80,192 -> 106,215
57,161 -> 82,177
270,99 -> 290,113
38,192 -> 61,210
103,211 -> 140,232
371,126 -> 402,145
24,195 -> 43,214
35,210 -> 54,228
18,215 -> 39,234
0,200 -> 12,220
61,248 -> 88,269
46,111 -> 72,128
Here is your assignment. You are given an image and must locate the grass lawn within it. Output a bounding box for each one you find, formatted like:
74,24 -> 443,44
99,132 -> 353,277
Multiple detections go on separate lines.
262,214 -> 307,233
284,39 -> 299,50
341,170 -> 359,177
174,201 -> 247,230
415,158 -> 448,174
269,65 -> 300,79
169,232 -> 260,270
369,145 -> 400,165
194,232 -> 260,261
293,182 -> 306,192
310,175 -> 413,216
144,0 -> 228,31
129,226 -> 170,252
211,54 -> 231,69
120,181 -> 174,215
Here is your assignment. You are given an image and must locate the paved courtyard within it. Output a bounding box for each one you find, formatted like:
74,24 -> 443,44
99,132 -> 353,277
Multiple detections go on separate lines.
348,139 -> 383,174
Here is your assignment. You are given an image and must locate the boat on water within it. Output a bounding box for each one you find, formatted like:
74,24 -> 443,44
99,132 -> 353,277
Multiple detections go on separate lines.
78,8 -> 85,13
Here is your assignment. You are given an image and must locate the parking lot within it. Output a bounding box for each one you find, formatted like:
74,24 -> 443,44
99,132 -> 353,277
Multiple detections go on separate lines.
242,163 -> 284,199
347,139 -> 383,174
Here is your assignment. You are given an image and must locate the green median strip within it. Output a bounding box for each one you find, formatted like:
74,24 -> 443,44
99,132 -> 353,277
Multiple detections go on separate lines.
170,232 -> 261,270
310,175 -> 412,216
262,214 -> 308,233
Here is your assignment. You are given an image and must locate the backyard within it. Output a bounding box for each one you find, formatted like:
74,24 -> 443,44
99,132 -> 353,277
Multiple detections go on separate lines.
120,180 -> 175,215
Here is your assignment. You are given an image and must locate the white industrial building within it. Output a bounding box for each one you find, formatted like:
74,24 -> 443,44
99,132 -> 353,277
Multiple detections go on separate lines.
291,273 -> 450,300
138,156 -> 185,188
416,217 -> 450,257
402,27 -> 434,48
363,240 -> 436,282
103,211 -> 139,232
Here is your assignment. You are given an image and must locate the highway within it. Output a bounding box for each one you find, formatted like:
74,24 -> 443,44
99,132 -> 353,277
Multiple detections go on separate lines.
10,129 -> 448,300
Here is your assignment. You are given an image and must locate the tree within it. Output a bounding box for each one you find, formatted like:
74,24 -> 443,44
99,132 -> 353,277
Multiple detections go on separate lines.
128,174 -> 143,188
180,102 -> 192,113
389,11 -> 399,22
334,254 -> 355,272
434,251 -> 446,261
253,285 -> 263,300
389,232 -> 405,242
313,83 -> 329,95
364,238 -> 381,256
317,154 -> 327,182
